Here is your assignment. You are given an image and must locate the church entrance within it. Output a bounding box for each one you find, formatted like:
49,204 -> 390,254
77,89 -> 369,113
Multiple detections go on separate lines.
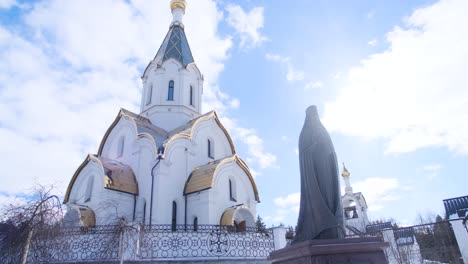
220,207 -> 255,232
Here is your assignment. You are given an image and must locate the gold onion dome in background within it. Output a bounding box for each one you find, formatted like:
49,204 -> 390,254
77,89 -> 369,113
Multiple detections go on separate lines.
170,0 -> 187,12
341,163 -> 350,178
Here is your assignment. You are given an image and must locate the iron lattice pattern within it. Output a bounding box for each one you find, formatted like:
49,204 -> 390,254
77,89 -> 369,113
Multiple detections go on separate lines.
347,220 -> 463,264
139,224 -> 274,259
17,224 -> 274,263
29,225 -> 121,263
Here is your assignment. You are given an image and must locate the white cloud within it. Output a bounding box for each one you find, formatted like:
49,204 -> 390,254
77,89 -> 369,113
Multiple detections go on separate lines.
366,10 -> 375,19
280,135 -> 288,141
0,0 -> 16,9
226,4 -> 267,48
0,0 -> 275,203
222,117 -> 278,170
265,53 -> 289,63
272,192 -> 300,224
352,178 -> 400,211
294,148 -> 299,155
305,81 -> 323,90
323,0 -> 468,154
274,192 -> 300,209
266,53 -> 305,82
422,164 -> 442,180
331,72 -> 342,80
286,66 -> 305,81
368,39 -> 378,46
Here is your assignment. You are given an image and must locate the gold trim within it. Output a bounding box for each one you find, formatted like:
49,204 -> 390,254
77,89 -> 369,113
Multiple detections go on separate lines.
220,208 -> 236,226
170,0 -> 186,12
63,154 -> 93,203
341,162 -> 350,177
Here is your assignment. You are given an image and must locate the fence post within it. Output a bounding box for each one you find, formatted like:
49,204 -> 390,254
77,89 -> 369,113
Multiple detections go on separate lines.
272,226 -> 287,250
119,227 -> 125,264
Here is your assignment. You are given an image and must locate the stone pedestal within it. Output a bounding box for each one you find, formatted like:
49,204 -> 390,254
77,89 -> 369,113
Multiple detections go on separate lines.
269,237 -> 389,264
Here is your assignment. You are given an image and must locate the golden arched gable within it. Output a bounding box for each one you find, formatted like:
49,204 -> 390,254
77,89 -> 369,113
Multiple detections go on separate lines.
183,155 -> 259,202
63,154 -> 138,204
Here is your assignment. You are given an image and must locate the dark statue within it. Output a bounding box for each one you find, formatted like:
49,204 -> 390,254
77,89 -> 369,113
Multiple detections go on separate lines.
294,105 -> 344,242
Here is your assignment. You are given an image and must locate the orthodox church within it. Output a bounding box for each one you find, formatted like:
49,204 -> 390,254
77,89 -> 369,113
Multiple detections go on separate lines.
63,0 -> 259,231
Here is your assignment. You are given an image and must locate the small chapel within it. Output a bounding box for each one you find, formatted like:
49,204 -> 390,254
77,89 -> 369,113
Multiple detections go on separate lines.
63,0 -> 259,231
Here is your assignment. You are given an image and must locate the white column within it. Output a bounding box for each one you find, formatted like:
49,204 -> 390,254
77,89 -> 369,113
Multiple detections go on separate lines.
451,218 -> 468,263
272,226 -> 287,250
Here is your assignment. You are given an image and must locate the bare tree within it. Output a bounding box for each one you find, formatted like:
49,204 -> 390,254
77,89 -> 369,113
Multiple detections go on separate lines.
0,185 -> 63,264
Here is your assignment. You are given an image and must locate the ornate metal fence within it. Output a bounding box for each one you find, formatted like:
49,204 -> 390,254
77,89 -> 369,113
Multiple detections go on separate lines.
138,224 -> 274,260
29,225 -> 121,263
349,220 -> 463,264
24,224 -> 274,263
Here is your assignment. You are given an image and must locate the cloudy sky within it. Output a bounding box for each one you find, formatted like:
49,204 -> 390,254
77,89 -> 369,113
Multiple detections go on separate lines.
1,0 -> 467,227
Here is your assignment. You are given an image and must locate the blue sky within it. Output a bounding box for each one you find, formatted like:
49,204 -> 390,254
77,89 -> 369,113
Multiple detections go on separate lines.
1,0 -> 467,227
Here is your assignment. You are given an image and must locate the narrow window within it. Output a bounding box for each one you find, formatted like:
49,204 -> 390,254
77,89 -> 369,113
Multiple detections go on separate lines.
208,139 -> 214,159
146,84 -> 153,105
229,179 -> 237,202
117,136 -> 125,157
168,80 -> 174,101
84,176 -> 94,202
190,85 -> 194,106
172,201 -> 177,231
193,217 -> 198,231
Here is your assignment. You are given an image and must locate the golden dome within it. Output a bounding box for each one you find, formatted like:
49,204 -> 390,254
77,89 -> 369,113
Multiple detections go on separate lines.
341,163 -> 350,177
170,0 -> 187,12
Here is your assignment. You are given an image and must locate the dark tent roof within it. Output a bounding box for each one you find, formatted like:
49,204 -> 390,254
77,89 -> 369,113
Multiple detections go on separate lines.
154,25 -> 194,67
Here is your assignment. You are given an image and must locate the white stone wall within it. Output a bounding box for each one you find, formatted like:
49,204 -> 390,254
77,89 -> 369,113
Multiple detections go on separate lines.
141,59 -> 203,131
66,159 -> 136,225
208,163 -> 257,225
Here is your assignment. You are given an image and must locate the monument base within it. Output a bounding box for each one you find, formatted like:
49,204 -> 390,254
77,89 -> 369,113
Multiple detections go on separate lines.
269,237 -> 389,264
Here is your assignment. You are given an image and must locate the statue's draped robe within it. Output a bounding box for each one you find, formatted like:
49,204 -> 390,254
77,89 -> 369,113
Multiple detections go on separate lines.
294,106 -> 344,242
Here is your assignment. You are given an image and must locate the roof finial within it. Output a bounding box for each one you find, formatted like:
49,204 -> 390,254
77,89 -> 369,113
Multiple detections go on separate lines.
341,162 -> 350,178
170,0 -> 186,26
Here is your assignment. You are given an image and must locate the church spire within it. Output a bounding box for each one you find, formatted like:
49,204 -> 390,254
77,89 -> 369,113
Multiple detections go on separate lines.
140,0 -> 203,132
341,163 -> 353,194
153,0 -> 194,68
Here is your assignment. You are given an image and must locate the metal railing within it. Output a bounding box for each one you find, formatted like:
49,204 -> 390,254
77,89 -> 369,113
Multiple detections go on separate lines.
17,224 -> 274,263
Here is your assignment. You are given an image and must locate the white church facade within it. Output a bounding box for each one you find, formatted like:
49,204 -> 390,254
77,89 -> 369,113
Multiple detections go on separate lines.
63,0 -> 259,232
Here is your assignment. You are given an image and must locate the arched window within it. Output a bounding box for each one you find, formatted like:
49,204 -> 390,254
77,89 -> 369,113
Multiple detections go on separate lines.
207,139 -> 214,159
172,201 -> 177,231
190,85 -> 194,106
146,84 -> 153,105
168,80 -> 174,101
193,217 -> 198,231
229,179 -> 237,202
84,176 -> 94,202
117,136 -> 125,157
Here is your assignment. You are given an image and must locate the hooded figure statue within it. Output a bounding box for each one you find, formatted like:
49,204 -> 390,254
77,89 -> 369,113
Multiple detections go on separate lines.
294,105 -> 344,242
